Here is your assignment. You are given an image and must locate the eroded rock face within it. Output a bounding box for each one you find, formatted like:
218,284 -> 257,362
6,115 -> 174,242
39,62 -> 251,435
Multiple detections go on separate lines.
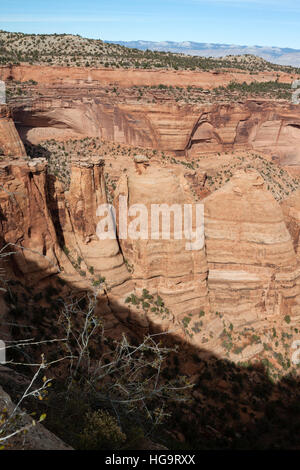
0,158 -> 62,284
114,164 -> 210,335
64,157 -> 131,289
49,157 -> 147,331
15,98 -> 200,152
281,188 -> 300,256
1,64 -> 294,90
187,101 -> 300,163
1,151 -> 300,358
55,157 -> 211,337
1,64 -> 300,368
0,104 -> 26,156
3,66 -> 300,167
11,92 -> 300,166
203,169 -> 300,323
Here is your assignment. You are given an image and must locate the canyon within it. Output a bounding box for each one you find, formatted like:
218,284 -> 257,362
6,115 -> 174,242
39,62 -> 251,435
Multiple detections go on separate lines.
1,65 -> 300,171
1,68 -> 300,356
1,58 -> 300,449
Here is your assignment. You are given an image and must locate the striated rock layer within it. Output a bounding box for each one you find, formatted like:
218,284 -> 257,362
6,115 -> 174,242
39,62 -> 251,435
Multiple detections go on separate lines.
0,64 -> 296,90
0,382 -> 72,450
2,65 -> 300,170
281,188 -> 300,257
187,101 -> 300,163
62,157 -> 131,289
1,65 -> 300,164
0,158 -> 63,284
0,155 -> 148,333
9,89 -> 300,166
0,104 -> 26,156
203,169 -> 300,324
1,154 -> 300,353
114,163 -> 210,335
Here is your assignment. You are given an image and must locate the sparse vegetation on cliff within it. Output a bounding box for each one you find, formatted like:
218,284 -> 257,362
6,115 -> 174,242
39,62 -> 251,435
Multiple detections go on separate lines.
1,30 -> 300,73
24,137 -> 300,203
100,81 -> 293,105
4,78 -> 294,109
0,281 -> 191,450
203,152 -> 300,201
25,137 -> 167,190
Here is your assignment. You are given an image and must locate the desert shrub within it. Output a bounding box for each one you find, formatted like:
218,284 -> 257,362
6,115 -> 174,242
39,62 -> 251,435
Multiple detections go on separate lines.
79,410 -> 126,450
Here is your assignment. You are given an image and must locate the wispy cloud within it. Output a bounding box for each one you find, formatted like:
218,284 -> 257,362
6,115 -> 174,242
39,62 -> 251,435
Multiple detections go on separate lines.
0,15 -> 146,23
165,0 -> 300,10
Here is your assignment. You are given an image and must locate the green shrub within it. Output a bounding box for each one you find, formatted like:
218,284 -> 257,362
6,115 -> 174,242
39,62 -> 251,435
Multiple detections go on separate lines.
79,410 -> 126,450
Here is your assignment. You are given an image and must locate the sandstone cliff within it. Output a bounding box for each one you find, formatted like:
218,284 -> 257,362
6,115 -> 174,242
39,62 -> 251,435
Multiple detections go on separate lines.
281,188 -> 300,256
114,163 -> 210,338
0,64 -> 295,90
203,169 -> 300,325
0,104 -> 26,157
187,101 -> 300,164
8,86 -> 300,167
0,158 -> 62,284
1,154 -> 300,360
0,65 -> 299,167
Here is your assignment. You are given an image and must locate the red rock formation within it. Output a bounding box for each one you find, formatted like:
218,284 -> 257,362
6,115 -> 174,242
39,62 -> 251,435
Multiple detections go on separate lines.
9,86 -> 300,166
1,65 -> 299,166
187,101 -> 300,162
1,64 -> 300,366
0,104 -> 26,156
281,189 -> 300,256
0,155 -> 144,332
114,163 -> 210,338
203,169 -> 300,324
1,153 -> 300,359
0,158 -> 62,284
65,157 -> 131,289
0,64 -> 296,89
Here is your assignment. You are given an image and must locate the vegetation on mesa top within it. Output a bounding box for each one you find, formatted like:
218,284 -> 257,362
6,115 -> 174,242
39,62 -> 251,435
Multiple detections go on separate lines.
5,78 -> 293,107
24,137 -> 300,204
1,30 -> 300,73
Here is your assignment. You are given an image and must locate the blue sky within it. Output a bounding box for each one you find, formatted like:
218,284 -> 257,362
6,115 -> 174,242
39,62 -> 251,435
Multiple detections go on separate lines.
0,0 -> 300,48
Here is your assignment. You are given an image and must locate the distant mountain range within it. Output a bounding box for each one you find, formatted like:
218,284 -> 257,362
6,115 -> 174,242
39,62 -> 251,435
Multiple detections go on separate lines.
105,40 -> 300,67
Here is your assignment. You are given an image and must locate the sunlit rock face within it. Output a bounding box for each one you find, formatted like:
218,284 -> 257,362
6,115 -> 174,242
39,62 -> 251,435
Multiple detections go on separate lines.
0,104 -> 26,157
11,96 -> 300,164
114,163 -> 210,335
203,169 -> 300,324
187,102 -> 300,164
1,63 -> 300,353
281,188 -> 300,257
2,64 -> 300,165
